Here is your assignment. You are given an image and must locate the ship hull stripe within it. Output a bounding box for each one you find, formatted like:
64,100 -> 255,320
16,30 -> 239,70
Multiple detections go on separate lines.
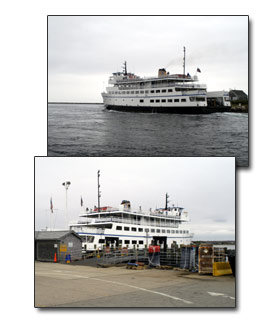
105,105 -> 230,114
78,232 -> 192,239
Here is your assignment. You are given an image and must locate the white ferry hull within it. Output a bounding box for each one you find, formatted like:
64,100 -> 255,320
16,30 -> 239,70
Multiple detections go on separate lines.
78,228 -> 193,252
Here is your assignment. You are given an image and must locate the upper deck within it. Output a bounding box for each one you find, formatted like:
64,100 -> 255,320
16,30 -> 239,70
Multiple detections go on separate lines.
73,206 -> 189,225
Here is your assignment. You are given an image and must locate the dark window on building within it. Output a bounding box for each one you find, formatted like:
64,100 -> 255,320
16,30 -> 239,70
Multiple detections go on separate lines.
150,99 -> 154,103
145,90 -> 149,94
151,90 -> 155,93
174,99 -> 179,102
116,226 -> 122,230
139,240 -> 144,244
135,91 -> 139,94
162,89 -> 166,93
124,227 -> 130,231
168,89 -> 173,92
125,240 -> 130,244
167,230 -> 170,233
140,99 -> 144,103
99,239 -> 105,243
156,90 -> 160,93
161,99 -> 166,103
156,229 -> 160,233
138,228 -> 143,232
156,99 -> 160,103
151,229 -> 155,233
132,227 -> 137,231
145,228 -> 149,232
132,240 -> 137,244
168,99 -> 172,103
181,99 -> 186,102
162,230 -> 166,233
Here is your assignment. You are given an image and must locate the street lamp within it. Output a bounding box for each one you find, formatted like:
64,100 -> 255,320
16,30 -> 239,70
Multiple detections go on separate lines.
62,181 -> 71,229
97,170 -> 101,213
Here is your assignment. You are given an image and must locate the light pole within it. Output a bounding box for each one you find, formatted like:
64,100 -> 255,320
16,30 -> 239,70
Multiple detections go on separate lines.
62,181 -> 71,229
97,170 -> 101,213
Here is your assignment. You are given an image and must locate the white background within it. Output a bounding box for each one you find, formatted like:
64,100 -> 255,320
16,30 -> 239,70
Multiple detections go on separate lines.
1,0 -> 261,323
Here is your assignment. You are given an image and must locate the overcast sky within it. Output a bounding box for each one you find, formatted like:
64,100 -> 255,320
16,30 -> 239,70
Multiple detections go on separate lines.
35,157 -> 235,241
48,15 -> 248,103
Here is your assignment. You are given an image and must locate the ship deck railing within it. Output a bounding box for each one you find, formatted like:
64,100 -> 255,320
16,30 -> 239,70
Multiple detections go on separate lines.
115,85 -> 207,92
80,208 -> 187,219
110,74 -> 197,84
73,216 -> 189,228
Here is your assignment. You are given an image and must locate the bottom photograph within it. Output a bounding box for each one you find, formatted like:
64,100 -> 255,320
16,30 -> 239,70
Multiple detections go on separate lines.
34,157 -> 235,308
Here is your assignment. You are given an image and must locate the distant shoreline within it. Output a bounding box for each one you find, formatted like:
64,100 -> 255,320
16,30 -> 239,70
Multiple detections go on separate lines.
48,102 -> 248,113
48,102 -> 104,105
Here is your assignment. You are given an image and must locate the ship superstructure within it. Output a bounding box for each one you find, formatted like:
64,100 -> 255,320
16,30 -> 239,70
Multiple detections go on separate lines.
69,196 -> 193,252
101,48 -> 209,113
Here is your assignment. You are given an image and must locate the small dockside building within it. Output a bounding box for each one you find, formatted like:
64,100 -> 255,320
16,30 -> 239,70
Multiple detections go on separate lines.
35,230 -> 82,262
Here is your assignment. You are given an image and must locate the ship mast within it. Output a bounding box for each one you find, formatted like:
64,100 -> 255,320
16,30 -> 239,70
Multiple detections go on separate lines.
165,193 -> 169,210
183,46 -> 186,76
123,61 -> 127,75
97,170 -> 101,212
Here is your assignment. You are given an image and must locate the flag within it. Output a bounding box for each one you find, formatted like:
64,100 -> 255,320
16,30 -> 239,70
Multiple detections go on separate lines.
81,196 -> 83,207
197,68 -> 201,73
50,197 -> 53,213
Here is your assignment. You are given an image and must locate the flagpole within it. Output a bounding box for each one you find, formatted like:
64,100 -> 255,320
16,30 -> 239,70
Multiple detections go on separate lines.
50,197 -> 53,231
50,209 -> 52,231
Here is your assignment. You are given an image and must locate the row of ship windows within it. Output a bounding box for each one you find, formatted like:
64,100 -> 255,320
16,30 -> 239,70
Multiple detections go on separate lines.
116,97 -> 206,103
109,88 -> 203,95
116,225 -> 188,234
98,239 -> 145,245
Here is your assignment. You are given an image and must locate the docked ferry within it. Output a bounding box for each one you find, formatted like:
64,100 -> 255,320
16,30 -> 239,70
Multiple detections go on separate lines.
101,62 -> 209,114
69,195 -> 193,253
101,48 -> 210,114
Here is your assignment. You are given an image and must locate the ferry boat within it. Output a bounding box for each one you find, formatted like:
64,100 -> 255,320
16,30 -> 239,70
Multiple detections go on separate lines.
69,194 -> 193,253
101,48 -> 211,114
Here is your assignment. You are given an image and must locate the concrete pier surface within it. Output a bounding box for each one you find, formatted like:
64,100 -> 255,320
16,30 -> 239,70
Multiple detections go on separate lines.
35,262 -> 235,308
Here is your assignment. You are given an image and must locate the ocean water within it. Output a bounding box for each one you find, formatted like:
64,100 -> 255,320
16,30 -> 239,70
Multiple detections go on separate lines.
48,103 -> 248,166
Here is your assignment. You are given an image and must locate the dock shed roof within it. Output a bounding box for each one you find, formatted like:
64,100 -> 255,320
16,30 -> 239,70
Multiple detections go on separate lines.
35,230 -> 81,241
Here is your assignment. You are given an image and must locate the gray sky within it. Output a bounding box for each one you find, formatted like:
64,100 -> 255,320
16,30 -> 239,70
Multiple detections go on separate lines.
48,15 -> 248,103
35,157 -> 235,240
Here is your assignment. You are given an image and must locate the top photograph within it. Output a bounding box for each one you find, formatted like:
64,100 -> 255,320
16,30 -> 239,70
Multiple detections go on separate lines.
48,15 -> 249,167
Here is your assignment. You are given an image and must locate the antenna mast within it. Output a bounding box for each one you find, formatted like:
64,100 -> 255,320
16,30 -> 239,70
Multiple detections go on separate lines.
97,170 -> 101,212
183,46 -> 186,76
123,61 -> 127,75
165,193 -> 169,210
